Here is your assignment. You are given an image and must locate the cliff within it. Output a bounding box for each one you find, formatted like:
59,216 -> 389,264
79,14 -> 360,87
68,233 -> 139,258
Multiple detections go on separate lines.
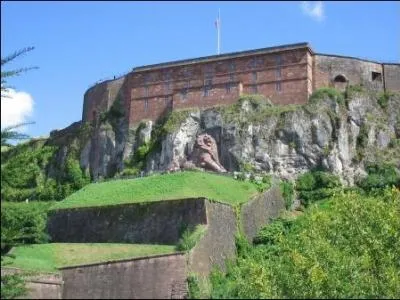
2,87 -> 399,203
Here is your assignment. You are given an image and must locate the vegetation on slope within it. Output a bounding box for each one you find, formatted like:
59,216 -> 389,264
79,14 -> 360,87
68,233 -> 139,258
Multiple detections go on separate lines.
208,187 -> 400,299
51,171 -> 263,210
1,125 -> 92,203
1,201 -> 55,255
2,243 -> 176,273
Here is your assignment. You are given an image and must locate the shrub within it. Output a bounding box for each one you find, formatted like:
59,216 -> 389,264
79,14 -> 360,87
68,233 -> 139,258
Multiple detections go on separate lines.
1,202 -> 54,255
309,87 -> 344,105
253,218 -> 293,245
0,273 -> 27,299
358,163 -> 400,193
377,91 -> 393,109
187,274 -> 211,299
162,109 -> 195,134
356,123 -> 369,161
64,157 -> 90,190
237,94 -> 272,108
296,171 -> 342,206
344,84 -> 365,100
280,180 -> 294,209
176,225 -> 207,252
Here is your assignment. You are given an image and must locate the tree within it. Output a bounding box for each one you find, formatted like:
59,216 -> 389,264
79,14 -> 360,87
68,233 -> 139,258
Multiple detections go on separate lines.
1,123 -> 34,147
1,47 -> 37,97
1,47 -> 37,146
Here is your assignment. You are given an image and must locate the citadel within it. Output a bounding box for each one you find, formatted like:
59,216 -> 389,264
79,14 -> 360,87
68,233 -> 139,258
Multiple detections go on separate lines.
82,42 -> 400,126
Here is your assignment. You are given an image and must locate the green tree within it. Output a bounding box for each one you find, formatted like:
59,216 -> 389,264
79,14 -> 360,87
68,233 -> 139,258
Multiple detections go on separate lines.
1,47 -> 37,146
1,47 -> 38,298
1,47 -> 37,97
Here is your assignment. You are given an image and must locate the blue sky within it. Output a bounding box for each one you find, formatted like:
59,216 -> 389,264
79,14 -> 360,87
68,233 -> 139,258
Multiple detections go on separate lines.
1,1 -> 399,138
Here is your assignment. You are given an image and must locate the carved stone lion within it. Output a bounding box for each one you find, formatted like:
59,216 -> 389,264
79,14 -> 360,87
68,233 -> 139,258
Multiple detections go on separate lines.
189,133 -> 227,173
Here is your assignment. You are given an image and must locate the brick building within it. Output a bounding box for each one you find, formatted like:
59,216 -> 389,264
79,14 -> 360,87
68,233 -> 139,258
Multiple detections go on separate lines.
82,42 -> 400,126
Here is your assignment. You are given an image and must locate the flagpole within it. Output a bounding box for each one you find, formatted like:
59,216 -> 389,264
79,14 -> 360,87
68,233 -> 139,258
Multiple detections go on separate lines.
217,9 -> 221,55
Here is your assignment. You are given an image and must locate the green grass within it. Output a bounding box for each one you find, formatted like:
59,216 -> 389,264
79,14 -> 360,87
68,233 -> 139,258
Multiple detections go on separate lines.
51,171 -> 260,210
3,243 -> 177,273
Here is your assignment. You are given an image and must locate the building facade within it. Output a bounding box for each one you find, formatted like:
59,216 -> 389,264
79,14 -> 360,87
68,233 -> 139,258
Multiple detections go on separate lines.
82,42 -> 400,126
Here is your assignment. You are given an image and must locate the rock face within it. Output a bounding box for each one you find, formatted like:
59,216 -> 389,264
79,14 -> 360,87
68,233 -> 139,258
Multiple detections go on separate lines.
51,91 -> 400,185
144,92 -> 399,185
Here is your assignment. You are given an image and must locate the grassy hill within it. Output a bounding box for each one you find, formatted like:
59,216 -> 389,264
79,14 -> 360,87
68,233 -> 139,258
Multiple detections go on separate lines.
50,171 -> 262,210
3,243 -> 176,273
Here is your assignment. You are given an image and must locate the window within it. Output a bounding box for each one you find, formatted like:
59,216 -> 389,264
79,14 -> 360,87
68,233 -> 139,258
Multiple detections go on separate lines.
204,65 -> 214,78
276,81 -> 282,92
164,81 -> 171,93
144,99 -> 149,111
143,73 -> 151,84
248,57 -> 256,69
276,67 -> 281,79
204,79 -> 212,97
165,96 -> 172,108
255,57 -> 264,68
371,72 -> 382,82
181,89 -> 187,100
182,81 -> 190,100
226,83 -> 231,93
144,86 -> 149,97
252,71 -> 257,82
252,85 -> 258,94
275,55 -> 282,65
229,62 -> 236,73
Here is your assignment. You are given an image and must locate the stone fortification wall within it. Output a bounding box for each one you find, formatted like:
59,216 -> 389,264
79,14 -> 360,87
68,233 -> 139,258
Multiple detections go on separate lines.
60,253 -> 187,299
383,64 -> 400,92
125,46 -> 310,124
188,201 -> 238,276
313,54 -> 384,91
241,184 -> 285,242
47,198 -> 207,244
82,76 -> 125,123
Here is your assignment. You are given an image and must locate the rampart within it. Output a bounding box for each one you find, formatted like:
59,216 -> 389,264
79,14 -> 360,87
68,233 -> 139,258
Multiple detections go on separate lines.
47,198 -> 208,244
60,253 -> 188,299
81,42 -> 400,128
241,184 -> 285,241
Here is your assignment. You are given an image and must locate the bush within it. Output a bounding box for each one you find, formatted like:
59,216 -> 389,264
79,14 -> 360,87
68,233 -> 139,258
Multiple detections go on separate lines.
176,225 -> 207,251
377,91 -> 392,109
280,180 -> 294,209
309,87 -> 344,105
64,157 -> 90,190
0,274 -> 27,299
253,218 -> 293,245
296,171 -> 342,206
358,163 -> 400,193
1,202 -> 54,255
210,188 -> 400,298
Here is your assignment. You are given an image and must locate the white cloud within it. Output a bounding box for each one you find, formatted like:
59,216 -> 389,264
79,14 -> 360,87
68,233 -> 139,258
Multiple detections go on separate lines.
1,89 -> 34,131
301,1 -> 325,22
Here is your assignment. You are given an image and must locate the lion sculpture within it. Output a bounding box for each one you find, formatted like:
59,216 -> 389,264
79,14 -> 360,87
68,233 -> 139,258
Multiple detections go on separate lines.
190,133 -> 227,173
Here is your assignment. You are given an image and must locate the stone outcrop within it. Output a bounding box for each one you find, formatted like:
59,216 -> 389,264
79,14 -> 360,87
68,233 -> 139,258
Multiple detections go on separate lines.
46,91 -> 400,184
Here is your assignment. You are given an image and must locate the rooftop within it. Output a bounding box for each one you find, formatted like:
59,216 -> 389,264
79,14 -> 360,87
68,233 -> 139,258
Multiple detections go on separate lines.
131,42 -> 312,73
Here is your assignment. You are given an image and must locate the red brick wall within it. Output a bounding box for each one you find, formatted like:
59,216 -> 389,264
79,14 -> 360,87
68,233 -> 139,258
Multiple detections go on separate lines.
83,77 -> 125,122
126,48 -> 310,125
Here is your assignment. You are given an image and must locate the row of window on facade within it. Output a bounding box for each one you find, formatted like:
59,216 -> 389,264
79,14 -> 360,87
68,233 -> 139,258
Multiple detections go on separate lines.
142,66 -> 283,98
141,55 -> 283,85
142,81 -> 282,112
